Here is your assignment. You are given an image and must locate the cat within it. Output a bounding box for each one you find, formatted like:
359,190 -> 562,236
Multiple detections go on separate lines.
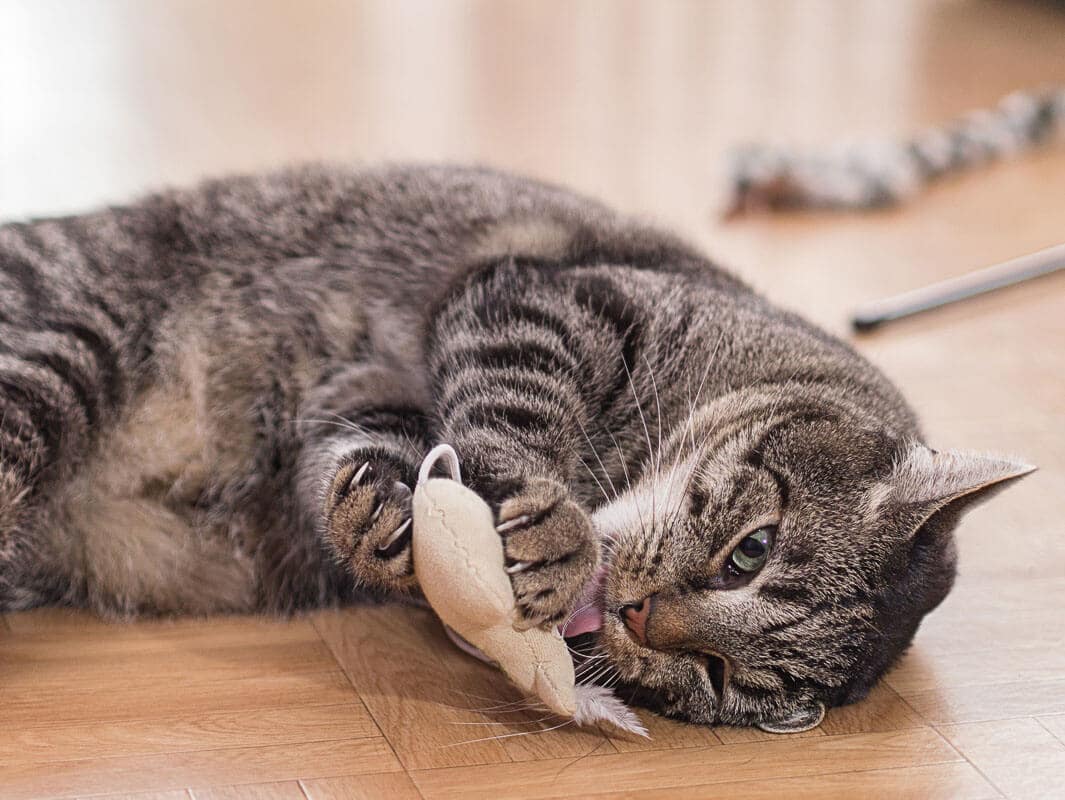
0,163 -> 1032,732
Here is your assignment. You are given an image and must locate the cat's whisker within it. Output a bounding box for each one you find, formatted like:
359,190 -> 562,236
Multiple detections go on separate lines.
443,718 -> 576,747
293,417 -> 368,434
576,657 -> 611,678
569,643 -> 608,661
573,654 -> 609,670
682,330 -> 724,453
622,355 -> 657,479
574,662 -> 609,676
692,331 -> 725,407
577,455 -> 613,508
573,647 -> 610,667
643,354 -> 664,472
605,426 -> 651,547
442,701 -> 546,714
448,714 -> 559,726
606,428 -> 634,495
559,602 -> 595,636
576,416 -> 619,501
568,637 -> 607,656
603,426 -> 652,546
596,666 -> 622,688
321,410 -> 368,428
578,661 -> 616,686
643,354 -> 688,554
442,688 -> 534,707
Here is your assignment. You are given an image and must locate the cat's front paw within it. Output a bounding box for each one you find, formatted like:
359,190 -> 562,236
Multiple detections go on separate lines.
493,477 -> 600,629
324,452 -> 417,593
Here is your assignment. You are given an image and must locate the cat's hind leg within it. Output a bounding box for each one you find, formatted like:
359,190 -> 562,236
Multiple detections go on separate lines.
298,362 -> 432,595
0,318 -> 128,610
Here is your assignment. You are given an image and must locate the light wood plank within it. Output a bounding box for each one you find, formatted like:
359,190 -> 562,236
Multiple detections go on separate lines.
190,782 -> 306,800
819,683 -> 925,736
0,669 -> 360,730
314,605 -> 619,766
900,578 -> 1065,657
582,761 -> 1000,800
315,605 -> 618,769
0,637 -> 338,689
1036,714 -> 1065,746
411,728 -> 961,799
901,678 -> 1065,725
939,718 -> 1065,800
0,738 -> 398,800
887,644 -> 1065,696
2,704 -> 377,766
606,712 -> 721,753
301,772 -> 422,800
313,605 -> 512,768
4,610 -> 318,640
715,724 -> 824,745
77,792 -> 193,800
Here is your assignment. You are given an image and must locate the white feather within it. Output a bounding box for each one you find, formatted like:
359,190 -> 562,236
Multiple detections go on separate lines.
574,684 -> 649,738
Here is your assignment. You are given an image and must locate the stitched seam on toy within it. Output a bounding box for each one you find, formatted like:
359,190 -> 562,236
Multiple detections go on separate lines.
430,500 -> 496,596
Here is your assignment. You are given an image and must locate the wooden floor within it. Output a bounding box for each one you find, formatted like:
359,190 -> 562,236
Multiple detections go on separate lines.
2,1 -> 1065,798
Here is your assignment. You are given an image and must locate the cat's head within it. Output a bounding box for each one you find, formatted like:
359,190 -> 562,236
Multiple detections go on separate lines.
580,386 -> 1033,732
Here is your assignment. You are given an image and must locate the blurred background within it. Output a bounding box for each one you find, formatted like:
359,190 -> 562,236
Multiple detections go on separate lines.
3,1 -> 1064,329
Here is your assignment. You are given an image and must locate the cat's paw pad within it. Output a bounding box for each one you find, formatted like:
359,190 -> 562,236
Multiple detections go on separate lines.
325,453 -> 417,591
494,477 -> 599,629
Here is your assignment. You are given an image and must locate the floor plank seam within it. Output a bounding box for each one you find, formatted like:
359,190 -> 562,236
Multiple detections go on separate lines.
309,614 -> 426,773
1035,716 -> 1065,749
929,722 -> 1008,799
5,729 -> 383,771
590,760 -> 990,800
1,734 -> 394,785
407,749 -> 969,797
4,695 -> 377,738
406,728 -> 967,773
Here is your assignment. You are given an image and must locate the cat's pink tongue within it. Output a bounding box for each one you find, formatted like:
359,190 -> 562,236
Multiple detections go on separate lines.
561,565 -> 608,637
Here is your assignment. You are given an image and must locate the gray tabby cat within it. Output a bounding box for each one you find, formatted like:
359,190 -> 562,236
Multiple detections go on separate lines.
0,164 -> 1032,732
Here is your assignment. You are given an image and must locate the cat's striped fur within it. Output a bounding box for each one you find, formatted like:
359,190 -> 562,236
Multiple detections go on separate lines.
0,164 -> 1031,730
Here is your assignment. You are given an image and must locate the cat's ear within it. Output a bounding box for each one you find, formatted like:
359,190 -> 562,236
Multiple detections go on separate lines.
866,444 -> 1036,533
756,701 -> 825,734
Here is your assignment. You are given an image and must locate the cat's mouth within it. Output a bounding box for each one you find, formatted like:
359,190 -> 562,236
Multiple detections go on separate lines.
561,564 -> 608,638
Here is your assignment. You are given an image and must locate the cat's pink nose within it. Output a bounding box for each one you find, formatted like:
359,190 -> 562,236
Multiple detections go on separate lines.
619,596 -> 654,646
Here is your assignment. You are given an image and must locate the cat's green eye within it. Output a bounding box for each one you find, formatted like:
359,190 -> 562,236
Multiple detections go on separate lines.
730,526 -> 774,573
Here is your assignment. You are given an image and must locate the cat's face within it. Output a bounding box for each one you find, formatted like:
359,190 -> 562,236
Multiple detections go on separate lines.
579,388 -> 1032,732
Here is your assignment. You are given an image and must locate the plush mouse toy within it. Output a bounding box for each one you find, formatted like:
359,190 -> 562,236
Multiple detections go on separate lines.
412,444 -> 647,736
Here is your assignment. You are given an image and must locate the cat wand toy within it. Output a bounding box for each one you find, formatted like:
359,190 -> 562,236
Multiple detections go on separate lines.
851,242 -> 1065,332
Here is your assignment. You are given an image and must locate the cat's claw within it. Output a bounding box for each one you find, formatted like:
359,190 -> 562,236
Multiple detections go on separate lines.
325,459 -> 418,592
370,481 -> 411,525
496,514 -> 532,534
392,481 -> 413,504
347,461 -> 371,491
490,477 -> 599,627
376,517 -> 412,558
